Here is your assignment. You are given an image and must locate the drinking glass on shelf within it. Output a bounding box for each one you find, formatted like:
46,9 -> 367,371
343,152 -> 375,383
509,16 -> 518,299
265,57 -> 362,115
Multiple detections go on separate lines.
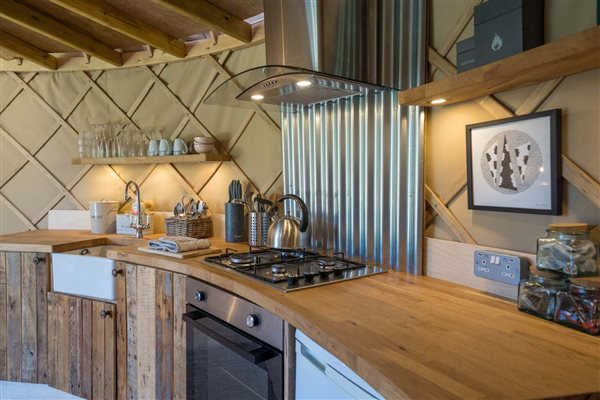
121,125 -> 134,157
137,132 -> 148,156
79,131 -> 90,158
92,124 -> 105,158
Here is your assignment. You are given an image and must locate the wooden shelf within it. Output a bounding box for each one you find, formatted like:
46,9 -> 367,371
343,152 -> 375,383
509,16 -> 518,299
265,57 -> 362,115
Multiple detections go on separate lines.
71,154 -> 231,165
399,26 -> 600,107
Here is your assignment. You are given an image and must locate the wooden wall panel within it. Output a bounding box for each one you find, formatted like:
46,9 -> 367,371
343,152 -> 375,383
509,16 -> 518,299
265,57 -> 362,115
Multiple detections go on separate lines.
0,251 -> 50,383
156,269 -> 173,400
126,264 -> 186,400
173,273 -> 187,400
0,252 -> 6,380
21,253 -> 38,382
114,261 -> 127,400
6,252 -> 22,381
35,254 -> 49,383
92,301 -> 106,399
135,265 -> 156,400
47,292 -> 116,399
125,263 -> 138,400
81,299 -> 93,399
68,295 -> 81,394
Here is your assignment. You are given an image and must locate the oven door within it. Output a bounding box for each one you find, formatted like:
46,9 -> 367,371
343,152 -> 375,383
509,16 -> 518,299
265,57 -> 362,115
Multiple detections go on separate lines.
184,306 -> 283,400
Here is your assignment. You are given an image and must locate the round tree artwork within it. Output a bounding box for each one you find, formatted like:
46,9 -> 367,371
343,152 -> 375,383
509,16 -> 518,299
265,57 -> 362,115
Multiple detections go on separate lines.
480,130 -> 543,194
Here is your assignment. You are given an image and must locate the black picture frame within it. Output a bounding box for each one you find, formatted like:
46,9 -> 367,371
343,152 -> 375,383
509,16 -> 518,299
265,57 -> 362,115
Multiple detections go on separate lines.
466,109 -> 562,215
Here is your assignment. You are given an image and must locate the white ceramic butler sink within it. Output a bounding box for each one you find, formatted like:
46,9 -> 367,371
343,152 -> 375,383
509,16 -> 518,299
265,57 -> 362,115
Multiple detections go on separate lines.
52,245 -> 123,301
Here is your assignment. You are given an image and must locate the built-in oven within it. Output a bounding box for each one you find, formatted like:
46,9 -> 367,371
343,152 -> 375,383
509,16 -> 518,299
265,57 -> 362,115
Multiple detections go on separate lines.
184,277 -> 284,400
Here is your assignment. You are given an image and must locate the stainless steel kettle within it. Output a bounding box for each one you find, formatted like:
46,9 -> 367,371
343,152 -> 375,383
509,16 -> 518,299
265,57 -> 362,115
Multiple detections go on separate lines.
267,194 -> 309,249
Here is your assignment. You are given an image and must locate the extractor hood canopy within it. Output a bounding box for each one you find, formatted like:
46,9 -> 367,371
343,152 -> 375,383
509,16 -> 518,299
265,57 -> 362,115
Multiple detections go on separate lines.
204,0 -> 416,111
204,65 -> 389,112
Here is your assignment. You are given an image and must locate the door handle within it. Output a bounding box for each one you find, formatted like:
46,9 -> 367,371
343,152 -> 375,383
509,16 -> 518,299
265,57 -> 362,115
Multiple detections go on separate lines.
183,310 -> 279,365
298,341 -> 325,372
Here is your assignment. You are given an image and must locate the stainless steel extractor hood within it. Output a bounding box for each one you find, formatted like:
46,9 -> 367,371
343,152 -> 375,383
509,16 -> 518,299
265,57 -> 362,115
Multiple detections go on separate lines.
205,0 -> 404,110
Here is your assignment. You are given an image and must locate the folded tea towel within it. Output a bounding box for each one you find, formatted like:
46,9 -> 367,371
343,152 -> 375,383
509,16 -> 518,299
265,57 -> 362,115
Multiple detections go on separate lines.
148,236 -> 211,253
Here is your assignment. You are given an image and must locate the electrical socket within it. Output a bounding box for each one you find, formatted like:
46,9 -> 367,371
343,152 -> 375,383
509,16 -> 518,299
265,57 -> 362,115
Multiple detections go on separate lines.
473,250 -> 529,286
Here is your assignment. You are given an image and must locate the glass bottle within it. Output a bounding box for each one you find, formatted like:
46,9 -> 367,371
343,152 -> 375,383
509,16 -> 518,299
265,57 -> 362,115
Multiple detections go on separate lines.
518,270 -> 568,320
554,279 -> 600,335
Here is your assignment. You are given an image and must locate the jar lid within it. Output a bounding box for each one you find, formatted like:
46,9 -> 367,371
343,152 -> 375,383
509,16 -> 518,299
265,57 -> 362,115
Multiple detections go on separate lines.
569,277 -> 600,290
548,222 -> 588,232
528,268 -> 567,282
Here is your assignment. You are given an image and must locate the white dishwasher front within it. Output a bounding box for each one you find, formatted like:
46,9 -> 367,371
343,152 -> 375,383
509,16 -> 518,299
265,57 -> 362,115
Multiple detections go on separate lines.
295,330 -> 383,400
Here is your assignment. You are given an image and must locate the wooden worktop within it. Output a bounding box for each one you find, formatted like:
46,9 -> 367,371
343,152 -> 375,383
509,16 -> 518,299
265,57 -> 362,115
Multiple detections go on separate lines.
1,230 -> 599,399
0,229 -> 157,252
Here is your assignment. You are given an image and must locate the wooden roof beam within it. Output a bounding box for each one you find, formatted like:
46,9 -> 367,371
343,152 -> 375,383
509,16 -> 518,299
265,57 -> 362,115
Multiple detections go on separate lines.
0,0 -> 122,66
0,31 -> 57,69
46,0 -> 186,58
152,0 -> 252,43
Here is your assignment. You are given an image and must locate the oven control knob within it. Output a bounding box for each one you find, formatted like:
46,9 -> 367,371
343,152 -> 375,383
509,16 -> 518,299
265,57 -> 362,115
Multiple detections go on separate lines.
245,314 -> 259,328
194,291 -> 206,302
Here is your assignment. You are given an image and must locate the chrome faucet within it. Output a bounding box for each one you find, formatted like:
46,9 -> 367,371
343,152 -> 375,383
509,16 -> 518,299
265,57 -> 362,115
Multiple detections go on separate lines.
124,180 -> 149,238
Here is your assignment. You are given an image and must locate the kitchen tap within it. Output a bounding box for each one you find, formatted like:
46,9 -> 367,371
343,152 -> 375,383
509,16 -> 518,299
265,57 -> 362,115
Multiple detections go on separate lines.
124,180 -> 149,238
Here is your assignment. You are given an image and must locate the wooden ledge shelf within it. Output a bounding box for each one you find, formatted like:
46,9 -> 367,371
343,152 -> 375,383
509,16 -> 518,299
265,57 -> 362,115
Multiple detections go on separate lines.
399,26 -> 600,107
72,154 -> 231,165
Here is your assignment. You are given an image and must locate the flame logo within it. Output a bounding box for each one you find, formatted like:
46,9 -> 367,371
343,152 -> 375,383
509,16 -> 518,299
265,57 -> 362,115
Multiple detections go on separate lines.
491,33 -> 503,51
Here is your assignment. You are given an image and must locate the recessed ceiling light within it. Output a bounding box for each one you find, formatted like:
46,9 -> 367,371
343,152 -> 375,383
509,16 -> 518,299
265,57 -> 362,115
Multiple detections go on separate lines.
251,94 -> 264,101
296,80 -> 312,87
430,98 -> 447,105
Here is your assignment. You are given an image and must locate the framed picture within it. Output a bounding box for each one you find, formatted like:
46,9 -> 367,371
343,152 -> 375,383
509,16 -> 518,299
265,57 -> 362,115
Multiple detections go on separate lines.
466,109 -> 562,215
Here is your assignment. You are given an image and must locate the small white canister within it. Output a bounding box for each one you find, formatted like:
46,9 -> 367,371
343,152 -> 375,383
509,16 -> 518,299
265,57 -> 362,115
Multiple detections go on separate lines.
89,200 -> 119,234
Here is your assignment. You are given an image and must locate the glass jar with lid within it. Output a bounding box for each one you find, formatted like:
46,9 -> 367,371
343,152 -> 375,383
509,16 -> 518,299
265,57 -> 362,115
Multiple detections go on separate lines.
536,229 -> 559,271
554,278 -> 600,335
536,223 -> 598,277
518,270 -> 568,320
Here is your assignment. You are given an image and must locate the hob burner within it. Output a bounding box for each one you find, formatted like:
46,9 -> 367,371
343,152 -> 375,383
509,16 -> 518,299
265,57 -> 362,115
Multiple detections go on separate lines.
229,254 -> 255,264
271,264 -> 287,275
318,259 -> 336,268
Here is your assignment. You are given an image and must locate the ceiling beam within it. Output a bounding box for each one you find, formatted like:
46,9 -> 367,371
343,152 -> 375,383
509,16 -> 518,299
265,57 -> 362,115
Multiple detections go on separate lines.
0,0 -> 122,66
152,0 -> 252,43
0,31 -> 57,69
46,0 -> 186,58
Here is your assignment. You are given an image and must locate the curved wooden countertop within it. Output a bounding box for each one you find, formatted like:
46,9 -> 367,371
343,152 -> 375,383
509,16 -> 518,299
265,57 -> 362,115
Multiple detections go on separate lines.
2,230 -> 599,399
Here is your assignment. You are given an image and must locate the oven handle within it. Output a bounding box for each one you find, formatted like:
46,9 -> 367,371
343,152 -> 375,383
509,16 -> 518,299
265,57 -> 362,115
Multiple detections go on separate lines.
183,309 -> 279,365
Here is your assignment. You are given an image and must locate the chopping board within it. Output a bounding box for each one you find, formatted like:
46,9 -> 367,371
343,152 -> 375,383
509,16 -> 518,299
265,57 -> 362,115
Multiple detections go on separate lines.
137,246 -> 221,259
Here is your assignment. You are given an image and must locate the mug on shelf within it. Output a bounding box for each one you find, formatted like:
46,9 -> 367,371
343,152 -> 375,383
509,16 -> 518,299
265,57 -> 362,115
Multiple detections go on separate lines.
173,138 -> 188,155
159,138 -> 172,156
148,139 -> 159,156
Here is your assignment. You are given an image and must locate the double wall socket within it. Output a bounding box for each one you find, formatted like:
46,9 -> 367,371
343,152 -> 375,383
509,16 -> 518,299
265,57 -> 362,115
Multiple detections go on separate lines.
474,250 -> 529,286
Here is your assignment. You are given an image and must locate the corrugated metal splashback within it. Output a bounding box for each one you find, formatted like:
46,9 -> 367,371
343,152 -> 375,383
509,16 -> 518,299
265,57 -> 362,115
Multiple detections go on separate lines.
281,1 -> 426,273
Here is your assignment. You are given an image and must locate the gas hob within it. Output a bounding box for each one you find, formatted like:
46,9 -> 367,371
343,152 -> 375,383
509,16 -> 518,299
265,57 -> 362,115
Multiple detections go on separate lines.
202,248 -> 386,292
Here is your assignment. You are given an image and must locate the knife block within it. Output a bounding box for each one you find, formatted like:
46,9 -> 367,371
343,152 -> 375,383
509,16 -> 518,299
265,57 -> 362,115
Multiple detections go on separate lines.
225,202 -> 245,242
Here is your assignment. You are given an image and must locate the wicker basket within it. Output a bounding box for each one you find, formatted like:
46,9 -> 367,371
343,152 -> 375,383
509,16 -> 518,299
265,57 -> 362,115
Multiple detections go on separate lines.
164,215 -> 213,238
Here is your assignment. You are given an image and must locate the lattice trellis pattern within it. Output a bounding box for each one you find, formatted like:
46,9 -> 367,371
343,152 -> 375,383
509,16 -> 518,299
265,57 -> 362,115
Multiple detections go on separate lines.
426,0 -> 600,251
0,43 -> 283,235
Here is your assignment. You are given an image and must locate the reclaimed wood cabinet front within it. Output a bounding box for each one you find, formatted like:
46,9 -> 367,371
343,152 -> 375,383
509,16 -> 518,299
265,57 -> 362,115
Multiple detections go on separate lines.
0,251 -> 50,383
120,262 -> 187,400
47,292 -> 116,399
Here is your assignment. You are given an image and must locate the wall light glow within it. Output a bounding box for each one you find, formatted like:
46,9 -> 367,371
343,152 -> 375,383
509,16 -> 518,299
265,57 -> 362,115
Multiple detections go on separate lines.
251,94 -> 264,101
430,98 -> 447,105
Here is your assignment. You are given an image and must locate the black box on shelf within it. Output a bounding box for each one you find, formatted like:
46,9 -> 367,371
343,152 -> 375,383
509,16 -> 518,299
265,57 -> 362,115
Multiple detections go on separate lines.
456,36 -> 476,72
474,0 -> 544,67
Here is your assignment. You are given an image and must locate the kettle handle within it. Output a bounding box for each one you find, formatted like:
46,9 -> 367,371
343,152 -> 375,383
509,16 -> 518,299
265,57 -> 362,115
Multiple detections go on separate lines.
279,195 -> 309,233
